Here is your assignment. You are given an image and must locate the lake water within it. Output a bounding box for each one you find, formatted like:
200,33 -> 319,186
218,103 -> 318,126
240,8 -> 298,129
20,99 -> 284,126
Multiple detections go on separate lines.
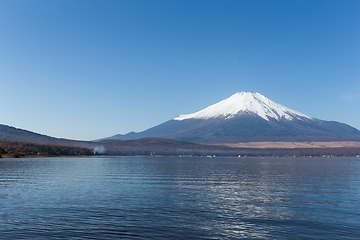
1,156 -> 359,239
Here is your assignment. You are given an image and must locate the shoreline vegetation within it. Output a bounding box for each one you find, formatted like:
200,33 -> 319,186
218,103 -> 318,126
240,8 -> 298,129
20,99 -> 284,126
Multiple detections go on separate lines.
0,140 -> 93,158
0,139 -> 359,158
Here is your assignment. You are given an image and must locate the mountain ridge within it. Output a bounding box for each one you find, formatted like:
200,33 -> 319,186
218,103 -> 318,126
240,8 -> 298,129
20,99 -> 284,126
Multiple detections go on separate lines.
0,124 -> 94,148
104,92 -> 360,143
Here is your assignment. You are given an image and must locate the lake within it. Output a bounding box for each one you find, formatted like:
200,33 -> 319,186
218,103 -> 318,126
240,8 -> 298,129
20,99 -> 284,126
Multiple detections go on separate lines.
1,156 -> 359,239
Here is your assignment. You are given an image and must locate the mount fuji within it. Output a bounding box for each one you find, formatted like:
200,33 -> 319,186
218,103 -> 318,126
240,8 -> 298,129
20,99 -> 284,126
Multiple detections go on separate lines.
104,92 -> 360,143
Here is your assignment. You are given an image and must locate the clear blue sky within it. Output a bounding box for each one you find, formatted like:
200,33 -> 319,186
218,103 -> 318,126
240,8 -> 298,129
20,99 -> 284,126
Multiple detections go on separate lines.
0,0 -> 359,140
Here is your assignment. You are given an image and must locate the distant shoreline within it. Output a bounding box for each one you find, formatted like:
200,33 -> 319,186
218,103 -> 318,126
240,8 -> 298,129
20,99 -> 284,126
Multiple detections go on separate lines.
1,140 -> 359,158
1,155 -> 359,159
0,154 -> 92,159
217,141 -> 360,149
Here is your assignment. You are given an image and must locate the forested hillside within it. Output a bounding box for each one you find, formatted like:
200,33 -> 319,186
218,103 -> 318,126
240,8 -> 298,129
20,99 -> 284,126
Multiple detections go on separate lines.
0,141 -> 93,157
0,124 -> 94,148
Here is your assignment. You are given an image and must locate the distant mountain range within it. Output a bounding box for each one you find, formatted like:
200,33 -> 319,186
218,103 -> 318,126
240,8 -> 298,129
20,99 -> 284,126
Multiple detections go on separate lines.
103,92 -> 360,143
1,92 -> 360,152
1,91 -> 360,157
0,123 -> 239,156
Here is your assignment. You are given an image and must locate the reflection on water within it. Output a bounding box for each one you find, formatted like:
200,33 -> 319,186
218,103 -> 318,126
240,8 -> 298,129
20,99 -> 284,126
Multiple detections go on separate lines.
0,156 -> 359,239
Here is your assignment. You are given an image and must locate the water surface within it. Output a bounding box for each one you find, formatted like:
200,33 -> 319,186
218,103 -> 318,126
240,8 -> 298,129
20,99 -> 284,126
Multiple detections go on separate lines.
1,156 -> 359,239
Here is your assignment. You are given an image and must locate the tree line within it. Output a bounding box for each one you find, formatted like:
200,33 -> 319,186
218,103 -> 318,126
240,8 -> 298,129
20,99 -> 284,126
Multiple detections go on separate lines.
0,140 -> 93,157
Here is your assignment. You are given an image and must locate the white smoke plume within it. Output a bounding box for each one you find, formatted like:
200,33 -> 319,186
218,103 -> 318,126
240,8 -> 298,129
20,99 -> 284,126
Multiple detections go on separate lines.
93,145 -> 106,155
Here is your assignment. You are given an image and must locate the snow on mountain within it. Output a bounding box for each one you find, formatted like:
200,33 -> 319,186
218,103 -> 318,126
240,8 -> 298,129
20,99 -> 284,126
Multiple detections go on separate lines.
174,92 -> 313,121
102,91 -> 360,143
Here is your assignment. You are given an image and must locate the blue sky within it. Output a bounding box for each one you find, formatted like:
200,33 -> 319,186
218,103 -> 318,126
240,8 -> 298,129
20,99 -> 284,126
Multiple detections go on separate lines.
0,0 -> 359,140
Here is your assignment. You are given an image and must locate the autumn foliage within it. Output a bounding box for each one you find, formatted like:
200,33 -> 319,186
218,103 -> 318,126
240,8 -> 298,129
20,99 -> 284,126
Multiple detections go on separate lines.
0,140 -> 92,157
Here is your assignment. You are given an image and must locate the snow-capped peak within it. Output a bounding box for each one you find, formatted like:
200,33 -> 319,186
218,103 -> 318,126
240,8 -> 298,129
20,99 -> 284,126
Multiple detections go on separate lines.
174,92 -> 313,121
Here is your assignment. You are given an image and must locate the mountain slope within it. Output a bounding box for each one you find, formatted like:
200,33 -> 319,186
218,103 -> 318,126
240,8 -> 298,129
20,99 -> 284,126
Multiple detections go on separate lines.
105,92 -> 360,143
174,92 -> 312,121
0,124 -> 94,148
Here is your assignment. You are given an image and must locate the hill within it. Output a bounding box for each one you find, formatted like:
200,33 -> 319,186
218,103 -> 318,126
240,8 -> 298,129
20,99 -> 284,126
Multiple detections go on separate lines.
0,124 -> 95,148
